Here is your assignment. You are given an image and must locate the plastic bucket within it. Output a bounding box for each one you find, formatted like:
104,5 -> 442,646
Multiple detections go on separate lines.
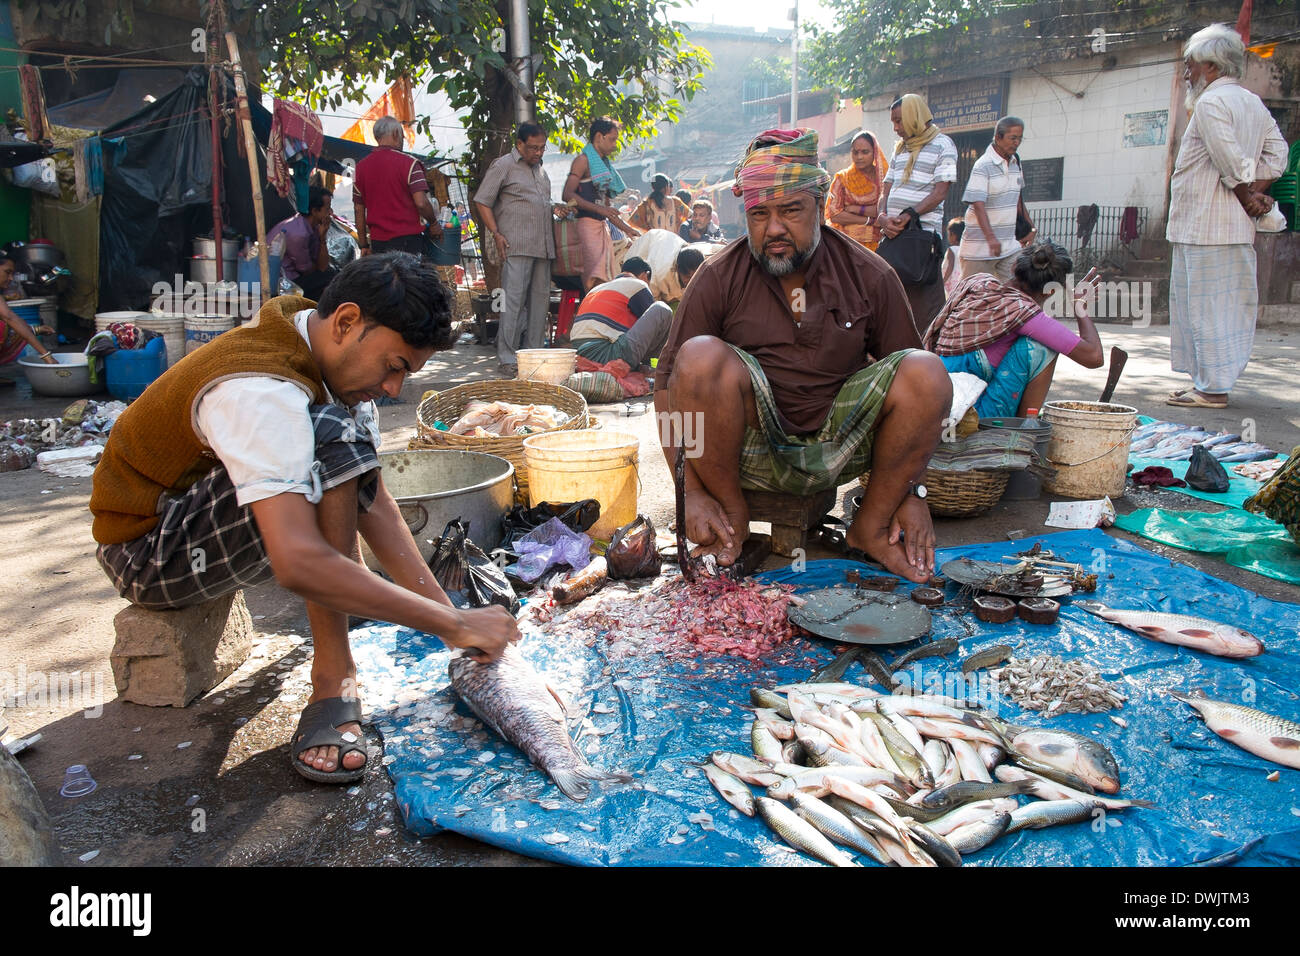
236,254 -> 283,301
516,348 -> 577,386
8,299 -> 45,359
428,224 -> 462,266
1039,401 -> 1138,499
979,415 -> 1053,500
94,311 -> 149,333
185,313 -> 238,354
139,313 -> 185,369
522,429 -> 639,541
105,336 -> 167,402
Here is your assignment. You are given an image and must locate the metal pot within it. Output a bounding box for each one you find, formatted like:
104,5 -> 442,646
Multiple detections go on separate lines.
21,243 -> 63,272
189,256 -> 238,283
359,449 -> 515,570
193,237 -> 241,259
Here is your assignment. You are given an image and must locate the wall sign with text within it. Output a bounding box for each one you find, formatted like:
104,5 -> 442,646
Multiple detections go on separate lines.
1123,110 -> 1169,148
927,76 -> 1009,133
1021,157 -> 1065,203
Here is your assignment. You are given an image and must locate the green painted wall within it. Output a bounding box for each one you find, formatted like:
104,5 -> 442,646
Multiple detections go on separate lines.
0,2 -> 30,243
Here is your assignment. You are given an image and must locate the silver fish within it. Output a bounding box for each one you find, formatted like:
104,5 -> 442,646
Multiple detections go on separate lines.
1076,602 -> 1265,659
994,765 -> 1154,810
756,797 -> 860,867
1009,726 -> 1121,794
1005,798 -> 1098,834
750,688 -> 793,719
448,646 -> 627,801
789,791 -> 890,864
918,778 -> 1036,812
902,819 -> 962,867
751,720 -> 785,763
703,763 -> 755,816
712,751 -> 783,787
1171,691 -> 1300,770
927,797 -> 1020,836
946,812 -> 1012,854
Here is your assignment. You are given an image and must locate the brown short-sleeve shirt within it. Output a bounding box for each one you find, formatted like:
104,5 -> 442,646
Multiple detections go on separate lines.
656,228 -> 920,434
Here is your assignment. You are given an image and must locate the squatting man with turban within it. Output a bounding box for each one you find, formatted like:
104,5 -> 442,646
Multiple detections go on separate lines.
653,128 -> 952,582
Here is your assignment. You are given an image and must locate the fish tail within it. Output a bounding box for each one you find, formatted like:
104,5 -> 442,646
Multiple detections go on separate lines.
548,768 -> 594,801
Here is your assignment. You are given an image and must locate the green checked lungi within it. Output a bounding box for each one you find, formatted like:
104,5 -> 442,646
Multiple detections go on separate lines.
734,347 -> 914,495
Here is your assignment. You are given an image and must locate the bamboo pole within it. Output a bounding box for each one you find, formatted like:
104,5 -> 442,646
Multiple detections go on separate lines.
209,63 -> 224,283
224,31 -> 270,302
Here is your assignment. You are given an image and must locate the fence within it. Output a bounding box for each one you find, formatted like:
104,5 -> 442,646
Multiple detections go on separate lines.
1025,204 -> 1148,268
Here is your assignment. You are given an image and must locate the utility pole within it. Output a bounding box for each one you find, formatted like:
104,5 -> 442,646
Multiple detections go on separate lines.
509,0 -> 533,124
790,1 -> 799,127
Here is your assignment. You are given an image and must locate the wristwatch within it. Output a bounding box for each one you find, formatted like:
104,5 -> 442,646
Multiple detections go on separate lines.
909,481 -> 928,500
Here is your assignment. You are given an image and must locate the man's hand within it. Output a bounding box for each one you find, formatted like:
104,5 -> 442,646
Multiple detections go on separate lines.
444,605 -> 519,663
427,221 -> 444,241
988,239 -> 1002,257
494,231 -> 509,260
889,496 -> 935,578
684,488 -> 736,555
879,215 -> 905,239
358,246 -> 371,257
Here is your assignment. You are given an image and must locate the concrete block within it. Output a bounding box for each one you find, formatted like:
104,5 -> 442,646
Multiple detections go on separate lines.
110,592 -> 253,708
1259,304 -> 1300,328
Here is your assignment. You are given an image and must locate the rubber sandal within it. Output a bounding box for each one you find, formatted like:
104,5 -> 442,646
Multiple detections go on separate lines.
291,696 -> 369,784
1165,391 -> 1227,408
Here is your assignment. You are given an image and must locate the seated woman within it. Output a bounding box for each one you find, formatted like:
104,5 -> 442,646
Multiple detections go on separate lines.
0,253 -> 59,381
923,242 -> 1103,417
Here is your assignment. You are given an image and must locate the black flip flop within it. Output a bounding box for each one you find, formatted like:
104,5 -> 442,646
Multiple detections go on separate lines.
291,696 -> 369,784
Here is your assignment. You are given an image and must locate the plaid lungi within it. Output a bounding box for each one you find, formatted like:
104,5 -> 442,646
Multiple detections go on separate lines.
734,347 -> 912,495
97,404 -> 381,610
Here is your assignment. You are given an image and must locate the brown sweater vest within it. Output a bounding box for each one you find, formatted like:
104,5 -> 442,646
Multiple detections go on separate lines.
90,296 -> 328,545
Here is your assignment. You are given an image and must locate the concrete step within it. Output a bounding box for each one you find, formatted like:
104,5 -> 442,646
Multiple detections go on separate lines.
1086,275 -> 1169,324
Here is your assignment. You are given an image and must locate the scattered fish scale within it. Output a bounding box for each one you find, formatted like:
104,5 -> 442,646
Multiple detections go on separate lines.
997,654 -> 1126,716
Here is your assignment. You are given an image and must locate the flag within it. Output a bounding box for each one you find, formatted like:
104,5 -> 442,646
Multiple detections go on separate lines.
342,76 -> 416,147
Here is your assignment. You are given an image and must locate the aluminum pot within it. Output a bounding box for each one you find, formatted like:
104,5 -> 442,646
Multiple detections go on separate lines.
188,256 -> 238,283
193,237 -> 241,259
359,449 -> 515,570
21,242 -> 64,272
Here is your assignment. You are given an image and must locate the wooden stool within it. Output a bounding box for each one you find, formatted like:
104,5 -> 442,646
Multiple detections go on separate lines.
742,488 -> 837,557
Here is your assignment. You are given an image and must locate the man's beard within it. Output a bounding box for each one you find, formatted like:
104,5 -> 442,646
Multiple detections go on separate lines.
1185,75 -> 1210,113
748,223 -> 821,278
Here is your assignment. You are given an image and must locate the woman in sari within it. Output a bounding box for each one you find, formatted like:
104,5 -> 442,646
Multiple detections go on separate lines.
924,242 -> 1103,418
563,118 -> 642,290
0,253 -> 58,375
629,174 -> 692,233
824,130 -> 888,250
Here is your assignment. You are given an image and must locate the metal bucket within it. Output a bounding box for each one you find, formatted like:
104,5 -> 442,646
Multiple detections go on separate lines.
360,449 -> 515,570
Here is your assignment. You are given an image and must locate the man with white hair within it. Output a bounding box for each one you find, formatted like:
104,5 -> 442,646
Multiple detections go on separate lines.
353,116 -> 443,258
1166,23 -> 1288,408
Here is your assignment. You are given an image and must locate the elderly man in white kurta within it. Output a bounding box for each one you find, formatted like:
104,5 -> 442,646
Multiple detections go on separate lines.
1166,23 -> 1288,409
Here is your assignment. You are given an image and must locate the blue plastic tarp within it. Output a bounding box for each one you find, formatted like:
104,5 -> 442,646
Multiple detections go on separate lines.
352,529 -> 1300,866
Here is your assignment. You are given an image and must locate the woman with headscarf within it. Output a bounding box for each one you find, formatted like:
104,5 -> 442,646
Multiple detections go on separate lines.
924,242 -> 1104,417
824,130 -> 889,250
564,118 -> 643,290
629,173 -> 692,233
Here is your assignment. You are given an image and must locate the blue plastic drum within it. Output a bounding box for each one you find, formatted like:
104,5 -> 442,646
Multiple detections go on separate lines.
105,336 -> 167,402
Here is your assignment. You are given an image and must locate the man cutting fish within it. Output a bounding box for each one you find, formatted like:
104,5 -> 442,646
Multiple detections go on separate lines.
654,127 -> 951,582
90,254 -> 518,784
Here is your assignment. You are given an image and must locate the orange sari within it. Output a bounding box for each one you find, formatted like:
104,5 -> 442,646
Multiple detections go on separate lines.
825,144 -> 888,250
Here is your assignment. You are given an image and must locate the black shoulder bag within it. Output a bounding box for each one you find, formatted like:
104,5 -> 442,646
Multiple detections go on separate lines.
876,207 -> 944,286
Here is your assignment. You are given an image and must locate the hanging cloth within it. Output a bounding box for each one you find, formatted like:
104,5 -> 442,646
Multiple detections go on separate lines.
268,98 -> 323,200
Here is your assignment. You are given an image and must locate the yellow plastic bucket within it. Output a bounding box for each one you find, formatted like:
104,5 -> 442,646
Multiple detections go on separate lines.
522,429 -> 639,540
517,348 -> 577,385
1040,400 -> 1138,499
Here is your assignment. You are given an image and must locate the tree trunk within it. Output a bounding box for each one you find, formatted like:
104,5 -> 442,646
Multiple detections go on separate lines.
471,10 -> 519,296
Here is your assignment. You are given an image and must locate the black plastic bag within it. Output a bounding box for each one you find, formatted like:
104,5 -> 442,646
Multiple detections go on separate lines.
606,515 -> 662,579
1185,444 -> 1230,493
428,519 -> 520,614
501,499 -> 600,542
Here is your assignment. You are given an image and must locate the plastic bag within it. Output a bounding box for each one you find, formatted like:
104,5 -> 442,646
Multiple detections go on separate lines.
513,517 -> 592,583
606,515 -> 662,579
428,519 -> 520,613
1186,444 -> 1230,493
10,157 -> 60,196
501,499 -> 600,543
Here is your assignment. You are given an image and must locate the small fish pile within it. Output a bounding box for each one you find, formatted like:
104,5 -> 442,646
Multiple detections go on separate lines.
1130,421 -> 1274,462
448,645 -> 628,801
994,654 -> 1126,716
704,683 -> 1150,866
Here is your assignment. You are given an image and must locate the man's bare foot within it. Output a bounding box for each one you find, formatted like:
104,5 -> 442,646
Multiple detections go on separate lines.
684,489 -> 749,566
845,527 -> 931,584
298,677 -> 365,774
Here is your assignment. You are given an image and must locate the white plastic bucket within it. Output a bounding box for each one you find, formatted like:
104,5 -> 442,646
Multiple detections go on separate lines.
140,313 -> 186,369
94,311 -> 149,333
522,429 -> 639,541
516,348 -> 578,386
184,313 -> 238,354
1040,401 -> 1138,499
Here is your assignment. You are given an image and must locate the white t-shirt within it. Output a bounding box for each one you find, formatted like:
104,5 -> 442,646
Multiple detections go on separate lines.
193,310 -> 380,506
883,133 -> 958,234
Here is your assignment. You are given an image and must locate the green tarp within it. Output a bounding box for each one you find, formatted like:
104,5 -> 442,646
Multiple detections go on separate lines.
1113,508 -> 1300,585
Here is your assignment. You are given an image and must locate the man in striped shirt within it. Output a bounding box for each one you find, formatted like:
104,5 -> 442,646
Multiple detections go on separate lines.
879,95 -> 958,333
958,116 -> 1033,283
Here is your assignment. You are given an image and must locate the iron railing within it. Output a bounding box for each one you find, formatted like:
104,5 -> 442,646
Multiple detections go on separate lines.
1025,204 -> 1148,268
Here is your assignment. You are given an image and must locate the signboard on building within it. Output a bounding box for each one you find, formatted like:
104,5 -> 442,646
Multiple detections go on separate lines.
1123,110 -> 1169,148
927,76 -> 1008,133
1021,157 -> 1065,203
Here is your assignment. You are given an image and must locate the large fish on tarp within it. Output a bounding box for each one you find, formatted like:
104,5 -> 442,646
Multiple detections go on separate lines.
448,646 -> 628,800
1170,691 -> 1300,770
1075,602 -> 1265,658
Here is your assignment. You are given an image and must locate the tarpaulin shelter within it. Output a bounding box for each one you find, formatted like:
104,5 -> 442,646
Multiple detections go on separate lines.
46,66 -> 378,314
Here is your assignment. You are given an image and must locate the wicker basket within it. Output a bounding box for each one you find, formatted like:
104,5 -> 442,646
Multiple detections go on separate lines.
412,381 -> 589,503
860,467 -> 1010,518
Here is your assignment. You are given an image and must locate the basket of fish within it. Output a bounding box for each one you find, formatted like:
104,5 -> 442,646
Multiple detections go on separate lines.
411,381 -> 589,503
